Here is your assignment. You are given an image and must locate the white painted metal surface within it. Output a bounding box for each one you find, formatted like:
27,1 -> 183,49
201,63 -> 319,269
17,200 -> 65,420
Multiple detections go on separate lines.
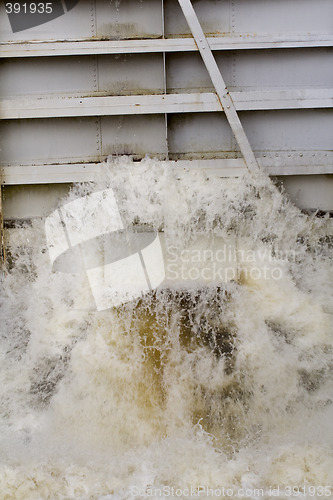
0,0 -> 332,214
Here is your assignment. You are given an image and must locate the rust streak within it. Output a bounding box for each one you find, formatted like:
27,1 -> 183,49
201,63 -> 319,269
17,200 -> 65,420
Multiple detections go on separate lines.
0,184 -> 6,268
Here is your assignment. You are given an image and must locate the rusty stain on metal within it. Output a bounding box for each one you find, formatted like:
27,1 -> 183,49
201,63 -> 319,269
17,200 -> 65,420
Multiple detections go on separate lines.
98,24 -> 150,39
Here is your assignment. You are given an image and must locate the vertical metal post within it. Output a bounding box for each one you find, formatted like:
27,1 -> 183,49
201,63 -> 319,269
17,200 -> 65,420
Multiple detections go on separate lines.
177,0 -> 260,174
0,184 -> 5,267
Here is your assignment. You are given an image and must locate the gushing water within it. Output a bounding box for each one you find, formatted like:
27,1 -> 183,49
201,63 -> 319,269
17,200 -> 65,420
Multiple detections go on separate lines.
0,157 -> 332,499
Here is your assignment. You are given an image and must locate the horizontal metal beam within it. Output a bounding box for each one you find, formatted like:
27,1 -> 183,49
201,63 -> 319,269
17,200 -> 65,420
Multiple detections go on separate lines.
2,155 -> 333,185
1,89 -> 332,119
1,34 -> 332,58
0,93 -> 219,119
234,88 -> 333,110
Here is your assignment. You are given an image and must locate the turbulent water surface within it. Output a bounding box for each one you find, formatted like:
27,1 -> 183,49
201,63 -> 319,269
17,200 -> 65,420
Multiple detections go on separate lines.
0,158 -> 332,499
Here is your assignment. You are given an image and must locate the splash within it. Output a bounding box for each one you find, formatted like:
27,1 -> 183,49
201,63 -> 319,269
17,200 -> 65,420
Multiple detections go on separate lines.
0,157 -> 332,499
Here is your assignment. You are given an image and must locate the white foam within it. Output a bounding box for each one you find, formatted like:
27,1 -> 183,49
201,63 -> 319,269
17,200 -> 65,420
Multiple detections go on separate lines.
0,157 -> 332,498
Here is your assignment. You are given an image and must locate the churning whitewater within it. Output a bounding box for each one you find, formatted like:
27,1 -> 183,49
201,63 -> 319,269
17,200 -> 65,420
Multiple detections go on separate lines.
0,157 -> 332,499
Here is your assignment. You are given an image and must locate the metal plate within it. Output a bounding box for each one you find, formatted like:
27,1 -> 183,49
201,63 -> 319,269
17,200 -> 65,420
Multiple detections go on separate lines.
95,0 -> 163,39
168,112 -> 234,159
0,117 -> 101,165
229,48 -> 333,90
97,54 -> 164,95
0,56 -> 97,98
0,0 -> 332,212
233,0 -> 333,35
241,109 -> 333,152
100,115 -> 168,158
0,53 -> 164,98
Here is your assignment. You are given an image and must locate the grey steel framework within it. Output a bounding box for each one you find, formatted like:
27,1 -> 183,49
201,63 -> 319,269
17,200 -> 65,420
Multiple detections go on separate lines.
0,0 -> 332,186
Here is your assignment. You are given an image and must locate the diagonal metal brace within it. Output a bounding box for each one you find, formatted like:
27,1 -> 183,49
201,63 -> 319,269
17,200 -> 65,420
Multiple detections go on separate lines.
177,0 -> 260,174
